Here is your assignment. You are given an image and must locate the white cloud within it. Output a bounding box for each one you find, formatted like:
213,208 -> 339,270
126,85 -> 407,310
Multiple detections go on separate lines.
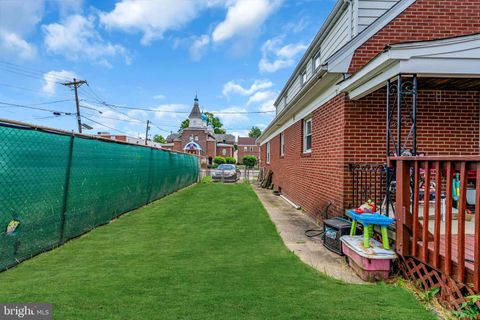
247,90 -> 276,105
189,34 -> 210,61
51,0 -> 84,17
42,70 -> 77,96
222,79 -> 273,97
212,0 -> 282,43
152,104 -> 190,121
153,94 -> 165,100
0,0 -> 44,59
230,130 -> 250,138
43,15 -> 128,67
259,98 -> 276,112
259,37 -> 307,73
0,0 -> 44,35
214,106 -> 248,126
0,31 -> 36,59
100,0 -> 218,45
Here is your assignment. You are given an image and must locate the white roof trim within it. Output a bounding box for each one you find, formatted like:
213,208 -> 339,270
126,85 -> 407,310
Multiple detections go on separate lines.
274,0 -> 349,106
259,0 -> 417,144
339,33 -> 480,99
326,0 -> 417,73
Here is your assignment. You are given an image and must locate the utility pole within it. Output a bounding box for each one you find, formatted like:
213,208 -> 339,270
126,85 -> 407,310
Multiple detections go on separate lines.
145,120 -> 150,145
62,78 -> 87,133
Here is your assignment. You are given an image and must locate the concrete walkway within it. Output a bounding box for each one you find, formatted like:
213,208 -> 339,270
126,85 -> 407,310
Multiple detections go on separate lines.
253,185 -> 364,284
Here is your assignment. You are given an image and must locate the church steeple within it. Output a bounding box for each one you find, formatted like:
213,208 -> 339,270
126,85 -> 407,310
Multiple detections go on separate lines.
188,94 -> 203,127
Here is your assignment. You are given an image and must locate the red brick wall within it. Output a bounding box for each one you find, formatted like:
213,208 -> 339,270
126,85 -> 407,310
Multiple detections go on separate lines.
237,145 -> 259,163
206,141 -> 216,159
261,90 -> 480,220
216,146 -> 233,158
261,94 -> 346,217
349,0 -> 480,73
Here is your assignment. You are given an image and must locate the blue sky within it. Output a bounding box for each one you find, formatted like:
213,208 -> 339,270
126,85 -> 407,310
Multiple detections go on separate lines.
0,0 -> 334,139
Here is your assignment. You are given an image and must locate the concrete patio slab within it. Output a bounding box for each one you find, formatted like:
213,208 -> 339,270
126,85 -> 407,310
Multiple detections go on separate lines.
253,185 -> 365,284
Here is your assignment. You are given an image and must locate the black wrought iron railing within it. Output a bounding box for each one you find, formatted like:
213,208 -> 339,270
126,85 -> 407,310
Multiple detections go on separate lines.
349,164 -> 395,216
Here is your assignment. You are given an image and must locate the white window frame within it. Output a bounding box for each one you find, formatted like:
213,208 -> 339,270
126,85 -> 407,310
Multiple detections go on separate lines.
244,146 -> 248,151
301,69 -> 307,86
222,148 -> 226,156
266,142 -> 271,164
303,118 -> 312,153
314,50 -> 321,70
280,132 -> 285,157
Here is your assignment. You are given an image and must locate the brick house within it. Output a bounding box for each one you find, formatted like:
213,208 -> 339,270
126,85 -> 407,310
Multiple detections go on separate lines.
258,1 -> 480,303
164,96 -> 235,165
258,0 -> 480,217
237,137 -> 259,164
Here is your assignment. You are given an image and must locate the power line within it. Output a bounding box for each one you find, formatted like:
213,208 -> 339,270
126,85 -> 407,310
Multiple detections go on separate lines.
0,61 -> 73,83
30,99 -> 72,106
81,115 -> 130,135
0,100 -> 74,115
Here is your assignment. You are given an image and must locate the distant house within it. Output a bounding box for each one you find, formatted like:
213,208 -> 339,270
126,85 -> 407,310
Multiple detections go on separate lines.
237,137 -> 259,164
165,96 -> 235,165
96,133 -> 162,148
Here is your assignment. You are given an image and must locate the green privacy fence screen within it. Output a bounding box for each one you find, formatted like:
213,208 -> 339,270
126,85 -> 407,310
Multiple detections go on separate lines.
0,121 -> 199,271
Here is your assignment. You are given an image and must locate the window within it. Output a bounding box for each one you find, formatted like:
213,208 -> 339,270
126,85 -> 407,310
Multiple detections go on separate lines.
303,118 -> 312,153
244,146 -> 248,151
280,132 -> 285,156
314,50 -> 321,70
222,148 -> 226,156
194,135 -> 199,141
250,146 -> 253,152
301,69 -> 307,85
266,142 -> 271,164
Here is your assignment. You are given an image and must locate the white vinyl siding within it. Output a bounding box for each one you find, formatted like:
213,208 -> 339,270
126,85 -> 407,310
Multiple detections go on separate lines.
273,0 -> 400,116
320,9 -> 351,62
286,77 -> 301,105
357,0 -> 401,33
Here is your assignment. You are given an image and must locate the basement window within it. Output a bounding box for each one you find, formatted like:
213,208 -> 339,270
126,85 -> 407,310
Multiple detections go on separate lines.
266,142 -> 271,164
303,118 -> 312,153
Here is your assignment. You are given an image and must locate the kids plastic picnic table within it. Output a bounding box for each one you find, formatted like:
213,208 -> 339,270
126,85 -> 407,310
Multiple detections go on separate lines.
346,210 -> 394,249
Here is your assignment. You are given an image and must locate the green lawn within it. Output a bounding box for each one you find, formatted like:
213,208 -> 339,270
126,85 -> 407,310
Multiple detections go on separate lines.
0,184 -> 435,319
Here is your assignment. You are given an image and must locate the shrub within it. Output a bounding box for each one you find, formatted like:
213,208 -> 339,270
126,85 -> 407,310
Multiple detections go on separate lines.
213,156 -> 226,165
242,155 -> 257,168
201,176 -> 212,184
225,157 -> 236,164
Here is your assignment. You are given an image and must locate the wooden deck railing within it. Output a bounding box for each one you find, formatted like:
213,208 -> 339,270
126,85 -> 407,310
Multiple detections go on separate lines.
390,156 -> 480,291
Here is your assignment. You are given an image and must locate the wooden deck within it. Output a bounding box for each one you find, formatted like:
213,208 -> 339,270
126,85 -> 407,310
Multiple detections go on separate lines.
423,235 -> 475,272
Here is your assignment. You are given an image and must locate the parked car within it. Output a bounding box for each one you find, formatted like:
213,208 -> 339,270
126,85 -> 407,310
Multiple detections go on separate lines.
212,164 -> 240,182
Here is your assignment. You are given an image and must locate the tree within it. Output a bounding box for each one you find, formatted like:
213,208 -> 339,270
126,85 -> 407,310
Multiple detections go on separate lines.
178,112 -> 225,134
213,156 -> 226,165
204,112 -> 226,134
242,155 -> 257,168
179,119 -> 189,131
248,126 -> 262,138
225,157 -> 236,164
153,134 -> 166,143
